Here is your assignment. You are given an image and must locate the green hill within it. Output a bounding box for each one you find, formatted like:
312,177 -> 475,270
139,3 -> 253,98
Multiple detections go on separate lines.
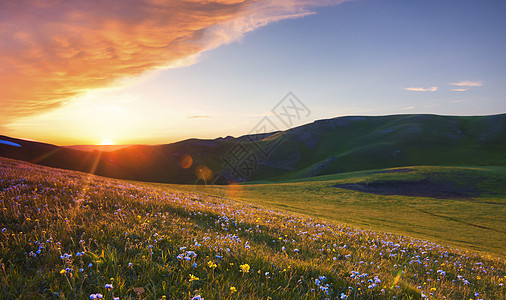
1,157 -> 505,299
243,114 -> 506,181
167,165 -> 506,257
1,114 -> 505,184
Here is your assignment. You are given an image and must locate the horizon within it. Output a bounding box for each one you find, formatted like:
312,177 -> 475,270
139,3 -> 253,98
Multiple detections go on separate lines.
2,111 -> 505,147
1,0 -> 506,145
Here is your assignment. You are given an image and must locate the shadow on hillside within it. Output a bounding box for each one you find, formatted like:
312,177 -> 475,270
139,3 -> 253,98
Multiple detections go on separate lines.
334,179 -> 479,199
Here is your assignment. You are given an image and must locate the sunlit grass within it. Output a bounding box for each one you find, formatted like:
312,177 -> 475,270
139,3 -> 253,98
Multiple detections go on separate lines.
170,166 -> 506,257
0,158 -> 505,299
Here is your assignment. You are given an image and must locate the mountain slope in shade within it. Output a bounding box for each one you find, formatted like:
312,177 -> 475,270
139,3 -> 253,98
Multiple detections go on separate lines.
247,113 -> 506,181
64,144 -> 132,152
1,114 -> 505,184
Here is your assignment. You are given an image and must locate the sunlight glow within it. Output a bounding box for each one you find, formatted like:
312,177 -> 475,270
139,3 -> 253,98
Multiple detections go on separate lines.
100,138 -> 114,145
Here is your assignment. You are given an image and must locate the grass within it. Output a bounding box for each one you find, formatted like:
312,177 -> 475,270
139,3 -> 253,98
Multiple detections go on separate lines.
1,157 -> 505,299
247,114 -> 506,181
171,166 -> 506,258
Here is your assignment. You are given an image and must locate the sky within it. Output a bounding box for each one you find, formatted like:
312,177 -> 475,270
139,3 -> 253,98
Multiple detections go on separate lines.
1,0 -> 505,145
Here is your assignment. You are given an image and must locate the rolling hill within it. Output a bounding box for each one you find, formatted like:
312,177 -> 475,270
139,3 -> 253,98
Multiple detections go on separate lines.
1,113 -> 505,184
167,165 -> 506,257
1,157 -> 505,298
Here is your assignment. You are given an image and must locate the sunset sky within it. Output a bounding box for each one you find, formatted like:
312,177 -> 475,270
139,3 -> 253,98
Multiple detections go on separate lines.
1,0 -> 505,145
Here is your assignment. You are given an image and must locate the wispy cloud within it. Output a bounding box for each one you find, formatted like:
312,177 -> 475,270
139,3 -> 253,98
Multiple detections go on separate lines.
187,115 -> 212,119
451,81 -> 483,87
451,88 -> 468,92
403,86 -> 438,92
0,0 -> 350,124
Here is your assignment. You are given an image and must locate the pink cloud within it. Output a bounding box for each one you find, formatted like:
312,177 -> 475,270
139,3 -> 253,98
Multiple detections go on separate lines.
403,86 -> 438,92
451,80 -> 482,87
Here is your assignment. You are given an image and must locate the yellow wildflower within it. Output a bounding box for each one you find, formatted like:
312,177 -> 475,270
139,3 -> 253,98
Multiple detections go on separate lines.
189,274 -> 199,282
240,264 -> 250,273
207,261 -> 217,269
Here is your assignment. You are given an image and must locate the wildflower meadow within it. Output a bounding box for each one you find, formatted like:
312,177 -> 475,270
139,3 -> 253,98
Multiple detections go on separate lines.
0,157 -> 504,299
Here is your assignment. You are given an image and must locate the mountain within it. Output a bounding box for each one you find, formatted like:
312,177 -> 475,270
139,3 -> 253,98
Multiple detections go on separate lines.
247,113 -> 506,181
1,114 -> 505,184
64,144 -> 132,152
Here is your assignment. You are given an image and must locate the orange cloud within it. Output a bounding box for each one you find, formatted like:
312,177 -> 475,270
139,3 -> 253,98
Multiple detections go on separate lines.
0,0 -> 349,124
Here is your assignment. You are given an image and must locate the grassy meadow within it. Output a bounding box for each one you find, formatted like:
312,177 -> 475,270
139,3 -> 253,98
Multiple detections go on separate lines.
173,166 -> 506,258
1,157 -> 505,299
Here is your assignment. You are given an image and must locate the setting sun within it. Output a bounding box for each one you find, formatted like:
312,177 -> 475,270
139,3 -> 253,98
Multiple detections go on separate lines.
100,138 -> 114,146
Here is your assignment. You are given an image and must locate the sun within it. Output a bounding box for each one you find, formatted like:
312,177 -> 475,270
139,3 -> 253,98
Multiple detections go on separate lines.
100,138 -> 114,145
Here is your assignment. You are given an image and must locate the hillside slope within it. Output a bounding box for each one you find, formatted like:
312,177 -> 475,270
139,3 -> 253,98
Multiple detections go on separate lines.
247,114 -> 506,181
1,114 -> 505,183
1,157 -> 504,299
171,165 -> 506,257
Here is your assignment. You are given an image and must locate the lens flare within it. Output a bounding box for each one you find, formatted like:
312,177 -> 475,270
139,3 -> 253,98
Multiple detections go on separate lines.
179,154 -> 193,169
195,165 -> 213,182
226,182 -> 243,199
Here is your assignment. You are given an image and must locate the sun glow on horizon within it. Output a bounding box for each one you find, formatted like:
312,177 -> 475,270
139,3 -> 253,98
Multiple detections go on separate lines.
100,138 -> 114,146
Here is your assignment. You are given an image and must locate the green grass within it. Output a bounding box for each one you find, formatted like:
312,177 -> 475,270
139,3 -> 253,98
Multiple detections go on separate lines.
168,166 -> 506,258
1,158 -> 505,299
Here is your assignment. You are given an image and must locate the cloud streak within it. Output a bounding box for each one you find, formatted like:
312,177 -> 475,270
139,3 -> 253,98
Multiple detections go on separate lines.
403,86 -> 438,92
451,80 -> 483,87
0,0 -> 349,124
187,115 -> 213,119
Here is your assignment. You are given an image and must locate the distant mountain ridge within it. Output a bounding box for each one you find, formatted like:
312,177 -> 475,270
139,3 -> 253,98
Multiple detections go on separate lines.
1,114 -> 505,184
64,144 -> 132,152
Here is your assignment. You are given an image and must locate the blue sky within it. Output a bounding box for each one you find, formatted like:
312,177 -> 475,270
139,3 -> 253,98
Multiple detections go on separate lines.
172,0 -> 506,115
2,0 -> 505,145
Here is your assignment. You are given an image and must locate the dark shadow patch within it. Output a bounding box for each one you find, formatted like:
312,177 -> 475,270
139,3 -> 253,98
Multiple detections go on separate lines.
334,179 -> 479,199
371,168 -> 415,174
